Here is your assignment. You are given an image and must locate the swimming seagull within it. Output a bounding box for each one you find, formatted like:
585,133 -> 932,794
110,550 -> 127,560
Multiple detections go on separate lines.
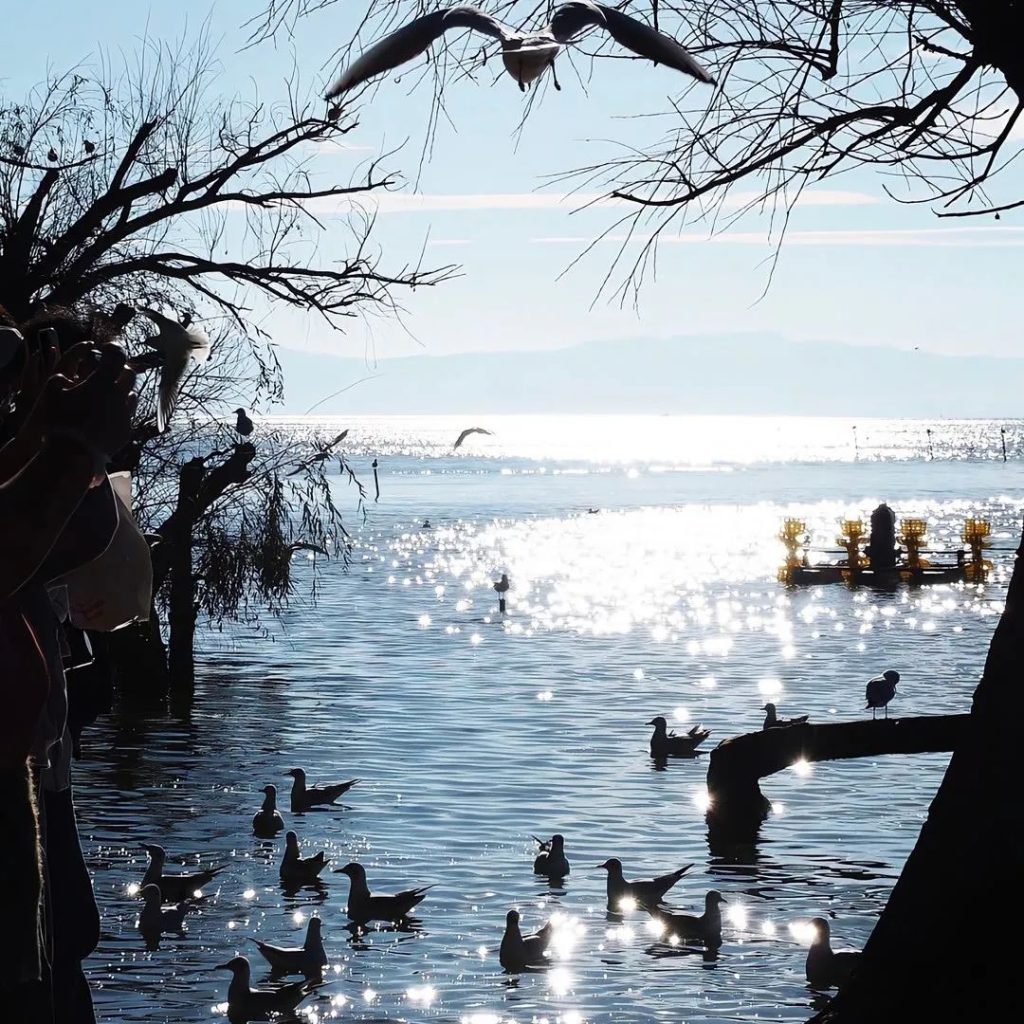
866,670 -> 899,719
453,426 -> 493,449
138,308 -> 211,432
326,3 -> 715,98
249,916 -> 328,975
597,857 -> 694,911
280,830 -> 330,885
532,833 -> 570,878
647,716 -> 711,758
285,767 -> 359,813
215,955 -> 311,1019
805,917 -> 862,989
141,844 -> 224,901
334,861 -> 432,924
762,703 -> 810,730
647,890 -> 726,947
499,909 -> 554,972
234,408 -> 254,437
138,884 -> 191,936
252,784 -> 286,838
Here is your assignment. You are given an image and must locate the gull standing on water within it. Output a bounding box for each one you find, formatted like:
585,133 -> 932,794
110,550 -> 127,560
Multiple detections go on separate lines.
762,703 -> 810,730
532,833 -> 570,878
138,884 -> 191,936
647,890 -> 726,947
598,857 -> 694,911
334,861 -> 432,925
138,307 -> 211,432
286,767 -> 359,813
280,831 -> 330,885
499,909 -> 554,972
805,917 -> 862,989
141,844 -> 224,901
250,916 -> 328,974
326,3 -> 715,98
252,784 -> 285,838
866,670 -> 900,719
647,716 -> 711,758
215,955 -> 310,1019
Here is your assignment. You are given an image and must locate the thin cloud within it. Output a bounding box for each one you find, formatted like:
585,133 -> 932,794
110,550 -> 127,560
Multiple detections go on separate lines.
426,238 -> 473,246
532,226 -> 1024,247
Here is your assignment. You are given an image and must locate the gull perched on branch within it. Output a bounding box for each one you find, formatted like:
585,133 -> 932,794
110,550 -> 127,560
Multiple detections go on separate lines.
326,3 -> 715,98
138,308 -> 211,432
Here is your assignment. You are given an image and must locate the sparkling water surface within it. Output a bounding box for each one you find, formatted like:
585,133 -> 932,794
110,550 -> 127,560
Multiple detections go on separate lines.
76,415 -> 1022,1023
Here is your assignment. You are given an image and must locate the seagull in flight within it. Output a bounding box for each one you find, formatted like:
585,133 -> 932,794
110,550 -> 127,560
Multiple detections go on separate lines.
138,308 -> 211,432
454,426 -> 493,449
326,3 -> 714,98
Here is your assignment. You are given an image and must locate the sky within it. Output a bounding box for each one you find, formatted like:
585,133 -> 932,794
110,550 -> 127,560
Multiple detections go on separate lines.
7,2 -> 1024,380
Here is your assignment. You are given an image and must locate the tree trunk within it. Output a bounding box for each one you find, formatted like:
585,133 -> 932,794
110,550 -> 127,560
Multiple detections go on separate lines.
810,526 -> 1024,1022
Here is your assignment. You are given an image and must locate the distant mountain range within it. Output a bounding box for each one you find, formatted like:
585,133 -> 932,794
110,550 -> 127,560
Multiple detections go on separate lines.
275,333 -> 1024,417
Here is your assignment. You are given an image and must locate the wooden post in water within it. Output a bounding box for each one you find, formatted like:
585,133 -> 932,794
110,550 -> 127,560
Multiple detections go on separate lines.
1001,427 -> 1008,462
852,424 -> 859,460
926,428 -> 934,460
372,458 -> 380,502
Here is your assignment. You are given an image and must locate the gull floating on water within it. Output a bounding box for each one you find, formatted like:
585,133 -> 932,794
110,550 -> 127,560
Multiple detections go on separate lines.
762,703 -> 810,730
532,833 -> 570,878
250,916 -> 327,975
138,308 -> 211,433
142,844 -> 224,902
326,3 -> 715,98
499,908 -> 554,972
647,716 -> 711,758
334,861 -> 432,925
453,426 -> 493,449
598,857 -> 694,911
252,784 -> 286,838
647,890 -> 726,947
805,917 -> 862,989
138,884 -> 191,936
280,830 -> 330,885
285,767 -> 359,813
215,955 -> 311,1019
866,670 -> 900,719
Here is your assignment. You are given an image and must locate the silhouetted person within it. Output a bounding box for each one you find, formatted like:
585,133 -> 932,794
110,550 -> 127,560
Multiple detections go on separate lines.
865,502 -> 899,569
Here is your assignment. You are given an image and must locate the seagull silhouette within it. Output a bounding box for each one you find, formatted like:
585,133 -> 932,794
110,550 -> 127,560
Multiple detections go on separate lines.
234,408 -> 254,437
138,308 -> 211,432
499,909 -> 553,972
215,956 -> 311,1019
250,916 -> 327,974
454,426 -> 493,449
805,917 -> 862,989
761,702 -> 810,730
327,3 -> 714,98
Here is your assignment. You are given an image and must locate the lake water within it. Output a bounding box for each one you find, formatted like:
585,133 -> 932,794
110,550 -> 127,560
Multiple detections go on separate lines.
76,415 -> 1022,1023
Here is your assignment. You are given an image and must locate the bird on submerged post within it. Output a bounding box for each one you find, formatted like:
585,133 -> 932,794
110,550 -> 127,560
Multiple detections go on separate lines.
279,830 -> 329,885
215,955 -> 311,1019
805,917 -> 862,989
597,857 -> 694,911
334,861 -> 432,925
762,702 -> 810,730
285,767 -> 359,813
325,3 -> 715,100
252,784 -> 285,838
866,670 -> 899,719
647,716 -> 710,758
499,909 -> 554,972
532,833 -> 570,878
141,844 -> 224,901
647,890 -> 726,947
249,916 -> 328,974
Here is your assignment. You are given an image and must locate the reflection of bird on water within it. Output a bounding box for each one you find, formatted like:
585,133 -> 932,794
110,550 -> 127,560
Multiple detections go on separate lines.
252,784 -> 285,837
453,426 -> 493,449
335,861 -> 432,925
138,307 -> 211,432
532,833 -> 570,878
326,3 -> 715,98
142,844 -> 223,901
234,408 -> 254,437
866,670 -> 899,719
499,909 -> 553,972
280,831 -> 329,885
647,890 -> 726,946
805,917 -> 862,989
286,767 -> 359,813
647,716 -> 711,758
250,916 -> 327,974
138,884 -> 190,935
598,857 -> 694,910
762,702 -> 810,730
216,955 -> 310,1020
